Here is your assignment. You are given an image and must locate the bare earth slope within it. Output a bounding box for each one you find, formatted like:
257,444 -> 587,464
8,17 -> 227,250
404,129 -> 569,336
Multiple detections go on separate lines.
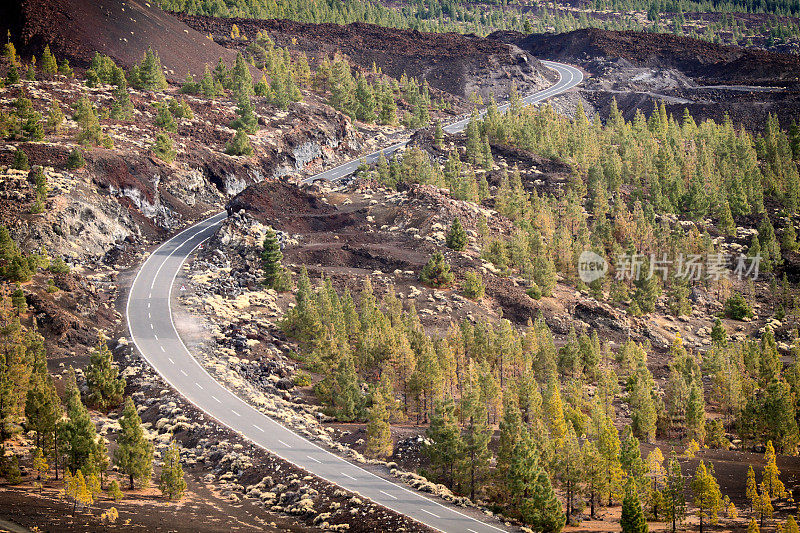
505,27 -> 800,87
177,15 -> 554,99
0,0 -> 238,80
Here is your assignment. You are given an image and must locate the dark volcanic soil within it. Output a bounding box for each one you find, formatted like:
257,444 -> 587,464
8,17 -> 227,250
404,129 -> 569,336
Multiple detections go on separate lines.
176,14 -> 554,99
503,27 -> 800,87
1,0 -> 238,79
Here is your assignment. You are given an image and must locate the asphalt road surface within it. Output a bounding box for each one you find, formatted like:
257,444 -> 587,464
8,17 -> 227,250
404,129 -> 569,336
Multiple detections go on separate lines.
126,61 -> 582,533
302,61 -> 583,184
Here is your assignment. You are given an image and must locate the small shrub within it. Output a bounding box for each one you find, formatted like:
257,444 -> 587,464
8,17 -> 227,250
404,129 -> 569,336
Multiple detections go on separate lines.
293,372 -> 312,387
420,251 -> 454,288
46,278 -> 58,293
462,270 -> 485,299
724,293 -> 753,320
107,480 -> 123,501
66,148 -> 85,170
526,282 -> 542,300
48,256 -> 70,274
11,149 -> 29,170
152,132 -> 176,163
445,217 -> 468,251
225,128 -> 253,156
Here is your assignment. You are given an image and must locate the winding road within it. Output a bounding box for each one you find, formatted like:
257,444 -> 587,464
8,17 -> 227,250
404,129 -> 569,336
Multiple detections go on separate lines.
126,61 -> 582,533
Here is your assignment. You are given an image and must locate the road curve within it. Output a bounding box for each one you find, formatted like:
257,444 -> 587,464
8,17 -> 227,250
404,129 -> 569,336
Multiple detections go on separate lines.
126,61 -> 582,533
303,61 -> 583,184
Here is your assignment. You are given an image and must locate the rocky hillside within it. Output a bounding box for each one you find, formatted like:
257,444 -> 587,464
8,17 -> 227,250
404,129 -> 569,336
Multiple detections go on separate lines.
177,15 -> 554,100
0,0 -> 238,79
502,27 -> 800,87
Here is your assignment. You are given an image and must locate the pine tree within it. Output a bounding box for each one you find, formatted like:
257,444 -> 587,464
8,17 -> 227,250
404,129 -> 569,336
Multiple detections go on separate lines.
11,149 -> 29,170
434,121 -> 444,148
25,371 -> 60,451
748,518 -> 760,533
582,439 -> 604,519
331,354 -> 363,422
445,218 -> 468,251
231,96 -> 258,133
425,399 -> 461,488
691,461 -> 723,533
785,516 -> 800,533
66,149 -> 85,170
152,132 -> 176,163
420,252 -> 454,287
129,48 -> 167,91
354,74 -> 376,123
621,479 -> 649,533
365,383 -> 393,459
114,397 -> 154,489
710,318 -> 727,346
107,479 -> 123,500
59,369 -> 100,473
41,45 -> 57,76
85,338 -> 125,410
261,228 -> 289,291
459,385 -> 491,502
521,460 -> 565,533
762,440 -> 787,499
685,382 -> 705,443
159,440 -> 186,500
462,271 -> 485,300
230,53 -> 253,102
225,128 -> 253,156
663,451 -> 686,533
746,464 -> 759,513
32,446 -> 49,483
46,100 -> 64,134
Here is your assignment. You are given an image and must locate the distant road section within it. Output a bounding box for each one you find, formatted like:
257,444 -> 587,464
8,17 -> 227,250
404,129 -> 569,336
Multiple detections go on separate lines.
126,61 -> 582,533
304,61 -> 583,184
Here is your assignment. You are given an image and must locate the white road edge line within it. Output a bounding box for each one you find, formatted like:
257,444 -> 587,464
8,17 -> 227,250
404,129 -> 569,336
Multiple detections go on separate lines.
127,65 -> 581,533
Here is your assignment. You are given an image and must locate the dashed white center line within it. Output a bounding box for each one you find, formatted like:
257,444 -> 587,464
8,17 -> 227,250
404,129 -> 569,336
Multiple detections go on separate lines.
420,509 -> 440,518
159,346 -> 165,352
148,312 -> 151,319
379,490 -> 398,499
153,334 -> 158,340
148,292 -> 151,299
467,529 -> 479,533
150,323 -> 153,329
211,395 -> 221,403
252,424 -> 264,432
147,302 -> 150,309
231,409 -> 241,417
168,357 -> 174,364
306,455 -> 321,464
340,472 -> 356,480
180,370 -> 187,376
278,440 -> 291,448
195,383 -> 204,390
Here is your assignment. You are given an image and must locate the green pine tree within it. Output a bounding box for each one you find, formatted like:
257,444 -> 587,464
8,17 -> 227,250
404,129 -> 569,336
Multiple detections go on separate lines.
85,338 -> 125,410
261,228 -> 289,290
420,252 -> 454,287
445,218 -> 468,251
621,479 -> 649,533
114,397 -> 154,489
159,440 -> 186,500
425,399 -> 461,489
